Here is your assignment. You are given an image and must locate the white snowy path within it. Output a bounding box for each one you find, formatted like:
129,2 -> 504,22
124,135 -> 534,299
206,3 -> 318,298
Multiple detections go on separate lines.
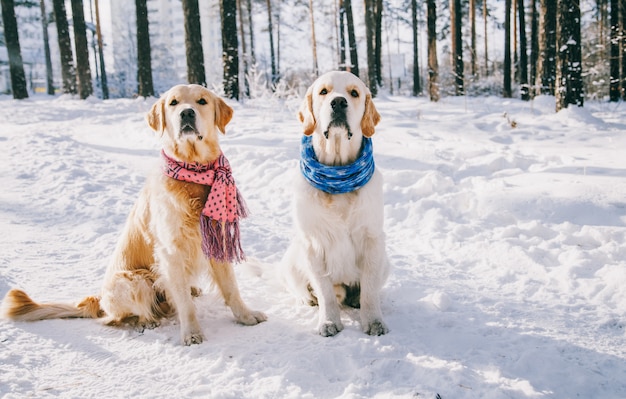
0,93 -> 625,398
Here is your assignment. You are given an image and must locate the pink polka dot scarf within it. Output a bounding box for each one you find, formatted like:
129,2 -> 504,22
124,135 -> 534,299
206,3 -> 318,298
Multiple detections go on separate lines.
162,150 -> 248,263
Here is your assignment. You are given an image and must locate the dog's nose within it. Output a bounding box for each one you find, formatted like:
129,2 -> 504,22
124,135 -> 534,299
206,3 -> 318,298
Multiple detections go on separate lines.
180,108 -> 195,123
331,97 -> 348,112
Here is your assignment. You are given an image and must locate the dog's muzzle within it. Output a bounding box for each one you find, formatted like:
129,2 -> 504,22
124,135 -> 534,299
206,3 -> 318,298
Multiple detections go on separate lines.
179,108 -> 202,140
324,96 -> 352,139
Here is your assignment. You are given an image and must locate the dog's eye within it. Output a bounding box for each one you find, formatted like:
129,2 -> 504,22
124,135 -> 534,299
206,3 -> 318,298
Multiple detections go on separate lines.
350,90 -> 359,98
169,99 -> 178,106
197,98 -> 207,105
319,88 -> 328,95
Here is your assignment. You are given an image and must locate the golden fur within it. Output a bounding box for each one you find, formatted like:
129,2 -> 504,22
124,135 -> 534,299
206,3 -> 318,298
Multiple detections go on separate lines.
1,84 -> 266,345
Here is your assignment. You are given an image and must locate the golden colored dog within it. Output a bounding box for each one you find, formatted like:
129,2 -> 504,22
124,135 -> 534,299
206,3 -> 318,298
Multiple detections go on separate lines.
2,84 -> 266,345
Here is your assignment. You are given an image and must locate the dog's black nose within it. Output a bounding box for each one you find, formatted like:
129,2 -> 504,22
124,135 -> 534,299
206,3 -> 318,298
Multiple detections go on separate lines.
180,108 -> 195,123
331,97 -> 348,112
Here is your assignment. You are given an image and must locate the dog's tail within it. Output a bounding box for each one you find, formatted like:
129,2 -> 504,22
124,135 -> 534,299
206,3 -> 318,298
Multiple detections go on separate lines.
1,289 -> 104,321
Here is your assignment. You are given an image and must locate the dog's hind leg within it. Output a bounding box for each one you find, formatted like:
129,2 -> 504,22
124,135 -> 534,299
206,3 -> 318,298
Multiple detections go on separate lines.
100,269 -> 163,330
210,260 -> 267,326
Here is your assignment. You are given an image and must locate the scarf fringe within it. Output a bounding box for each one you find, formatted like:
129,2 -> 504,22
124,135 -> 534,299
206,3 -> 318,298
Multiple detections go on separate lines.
200,189 -> 249,263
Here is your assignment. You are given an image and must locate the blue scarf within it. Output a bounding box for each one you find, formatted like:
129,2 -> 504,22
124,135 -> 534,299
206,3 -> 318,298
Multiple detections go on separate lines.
299,135 -> 375,194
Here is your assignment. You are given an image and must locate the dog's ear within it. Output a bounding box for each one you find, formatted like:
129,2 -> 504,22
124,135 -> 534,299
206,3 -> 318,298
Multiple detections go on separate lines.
298,87 -> 316,136
361,93 -> 380,137
146,97 -> 166,135
215,97 -> 233,134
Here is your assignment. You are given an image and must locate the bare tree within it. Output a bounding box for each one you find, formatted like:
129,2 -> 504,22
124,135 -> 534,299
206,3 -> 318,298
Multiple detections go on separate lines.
136,0 -> 153,97
39,0 -> 54,95
504,0 -> 512,97
411,0 -> 420,95
530,0 -> 539,95
610,0 -> 620,101
266,0 -> 278,84
427,0 -> 439,101
470,0 -> 477,76
451,0 -> 464,95
483,0 -> 489,75
308,0 -> 319,75
183,0 -> 206,85
221,0 -> 239,99
364,0 -> 378,95
345,0 -> 359,76
94,0 -> 109,99
70,0 -> 93,99
518,0 -> 529,100
1,0 -> 28,99
538,0 -> 557,95
556,0 -> 583,110
52,0 -> 76,94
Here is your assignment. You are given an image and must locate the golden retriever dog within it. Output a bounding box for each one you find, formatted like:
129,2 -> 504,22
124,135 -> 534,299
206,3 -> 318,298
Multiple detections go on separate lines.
1,84 -> 266,345
280,71 -> 390,337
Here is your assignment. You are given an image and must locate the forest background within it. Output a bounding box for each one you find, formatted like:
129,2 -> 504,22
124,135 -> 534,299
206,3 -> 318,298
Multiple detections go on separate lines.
0,0 -> 623,110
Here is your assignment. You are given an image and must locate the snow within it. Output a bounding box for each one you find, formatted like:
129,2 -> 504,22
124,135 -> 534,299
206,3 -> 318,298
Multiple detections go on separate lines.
0,91 -> 625,398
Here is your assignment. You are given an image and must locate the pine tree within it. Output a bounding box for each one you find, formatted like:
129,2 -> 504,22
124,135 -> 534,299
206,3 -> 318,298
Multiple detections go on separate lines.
518,0 -> 529,100
427,0 -> 439,101
221,0 -> 239,99
52,0 -> 76,94
183,0 -> 206,86
136,0 -> 154,97
70,0 -> 93,99
39,0 -> 55,95
609,0 -> 620,101
556,0 -> 583,110
1,0 -> 28,99
538,0 -> 557,95
504,0 -> 512,97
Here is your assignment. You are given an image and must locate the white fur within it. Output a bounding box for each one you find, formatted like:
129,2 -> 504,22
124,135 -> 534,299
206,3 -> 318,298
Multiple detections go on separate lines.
281,71 -> 390,336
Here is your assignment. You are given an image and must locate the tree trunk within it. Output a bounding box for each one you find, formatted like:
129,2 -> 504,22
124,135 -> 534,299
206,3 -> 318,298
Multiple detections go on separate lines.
182,0 -> 206,86
221,0 -> 239,99
266,0 -> 278,85
518,0 -> 529,100
308,0 -> 319,75
364,0 -> 377,95
338,0 -> 347,70
610,0 -> 620,101
1,0 -> 28,99
483,0 -> 489,75
94,0 -> 109,99
530,0 -> 539,96
136,0 -> 154,97
538,0 -> 557,95
504,0 -> 512,97
427,0 -> 439,102
345,0 -> 359,76
247,0 -> 255,64
374,0 -> 383,87
470,0 -> 477,77
39,0 -> 55,95
451,0 -> 464,95
237,0 -> 250,97
71,0 -> 93,99
555,0 -> 583,110
621,0 -> 626,100
52,0 -> 76,94
411,0 -> 420,95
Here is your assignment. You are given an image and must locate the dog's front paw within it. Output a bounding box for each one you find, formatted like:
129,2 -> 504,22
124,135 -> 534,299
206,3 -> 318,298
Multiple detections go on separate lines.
236,310 -> 268,326
182,331 -> 204,346
319,321 -> 343,337
364,319 -> 389,336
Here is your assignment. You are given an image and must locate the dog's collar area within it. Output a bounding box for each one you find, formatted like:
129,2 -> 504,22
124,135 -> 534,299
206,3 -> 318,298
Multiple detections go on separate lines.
299,135 -> 375,194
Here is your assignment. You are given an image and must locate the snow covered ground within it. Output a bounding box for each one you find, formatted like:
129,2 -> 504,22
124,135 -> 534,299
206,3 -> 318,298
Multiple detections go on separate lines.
0,90 -> 625,398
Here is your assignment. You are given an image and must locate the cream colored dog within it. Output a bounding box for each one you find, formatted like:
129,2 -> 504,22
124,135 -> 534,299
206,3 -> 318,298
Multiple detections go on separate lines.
280,71 -> 390,336
1,84 -> 266,345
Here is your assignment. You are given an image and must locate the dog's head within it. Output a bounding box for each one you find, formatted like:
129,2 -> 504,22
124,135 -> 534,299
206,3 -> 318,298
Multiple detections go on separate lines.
298,71 -> 380,140
147,84 -> 233,163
